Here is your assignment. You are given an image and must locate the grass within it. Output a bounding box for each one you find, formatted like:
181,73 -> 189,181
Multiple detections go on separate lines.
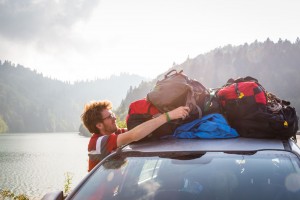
0,189 -> 29,200
64,172 -> 73,196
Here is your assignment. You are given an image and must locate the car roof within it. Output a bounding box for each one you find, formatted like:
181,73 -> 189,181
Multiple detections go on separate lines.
63,137 -> 299,200
122,137 -> 294,153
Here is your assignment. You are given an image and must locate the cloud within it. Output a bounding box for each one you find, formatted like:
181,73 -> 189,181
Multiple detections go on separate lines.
0,0 -> 105,83
1,0 -> 300,82
0,0 -> 100,42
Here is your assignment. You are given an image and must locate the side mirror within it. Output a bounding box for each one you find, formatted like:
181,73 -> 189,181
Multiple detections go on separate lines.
41,191 -> 64,200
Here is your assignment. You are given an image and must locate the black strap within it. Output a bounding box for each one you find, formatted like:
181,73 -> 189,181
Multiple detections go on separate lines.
234,83 -> 241,97
147,104 -> 152,114
186,89 -> 202,118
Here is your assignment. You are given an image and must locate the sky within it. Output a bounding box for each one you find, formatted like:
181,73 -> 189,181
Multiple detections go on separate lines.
0,0 -> 300,83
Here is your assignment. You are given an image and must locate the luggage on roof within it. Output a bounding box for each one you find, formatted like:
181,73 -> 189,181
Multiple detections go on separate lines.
216,76 -> 299,139
147,69 -> 209,119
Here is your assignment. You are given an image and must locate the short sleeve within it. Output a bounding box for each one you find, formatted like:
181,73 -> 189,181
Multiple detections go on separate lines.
105,133 -> 118,153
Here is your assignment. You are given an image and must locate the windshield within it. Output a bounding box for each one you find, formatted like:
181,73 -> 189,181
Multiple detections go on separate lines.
71,151 -> 300,200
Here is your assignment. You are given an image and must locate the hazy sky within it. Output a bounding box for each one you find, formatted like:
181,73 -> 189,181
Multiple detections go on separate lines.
0,0 -> 299,82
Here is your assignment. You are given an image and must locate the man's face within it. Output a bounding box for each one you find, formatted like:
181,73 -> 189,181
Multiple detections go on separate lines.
100,109 -> 118,135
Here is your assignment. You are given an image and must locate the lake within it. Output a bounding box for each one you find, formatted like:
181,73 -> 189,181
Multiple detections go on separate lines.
0,133 -> 90,200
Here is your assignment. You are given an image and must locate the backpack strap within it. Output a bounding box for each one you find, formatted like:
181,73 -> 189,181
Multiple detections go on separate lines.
186,89 -> 202,118
147,104 -> 152,114
164,69 -> 183,79
234,83 -> 246,99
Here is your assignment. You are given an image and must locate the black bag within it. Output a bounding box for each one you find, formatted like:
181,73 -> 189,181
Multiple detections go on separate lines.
147,69 -> 208,118
231,105 -> 298,139
217,76 -> 299,139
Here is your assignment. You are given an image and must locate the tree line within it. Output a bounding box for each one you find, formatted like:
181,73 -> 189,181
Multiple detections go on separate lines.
115,38 -> 300,120
0,61 -> 145,133
1,38 -> 300,134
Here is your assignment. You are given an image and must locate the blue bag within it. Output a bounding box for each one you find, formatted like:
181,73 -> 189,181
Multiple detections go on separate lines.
173,113 -> 239,139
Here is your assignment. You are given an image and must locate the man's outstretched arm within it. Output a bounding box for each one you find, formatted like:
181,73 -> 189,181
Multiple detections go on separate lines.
117,106 -> 190,147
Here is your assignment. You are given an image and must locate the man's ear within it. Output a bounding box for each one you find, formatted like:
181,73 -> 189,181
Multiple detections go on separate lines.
96,122 -> 103,130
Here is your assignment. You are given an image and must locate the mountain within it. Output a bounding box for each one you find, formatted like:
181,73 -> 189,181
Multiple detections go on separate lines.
0,61 -> 147,133
1,38 -> 299,133
115,38 -> 300,120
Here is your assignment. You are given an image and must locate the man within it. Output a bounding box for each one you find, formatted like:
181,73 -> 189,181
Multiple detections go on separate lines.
81,100 -> 190,172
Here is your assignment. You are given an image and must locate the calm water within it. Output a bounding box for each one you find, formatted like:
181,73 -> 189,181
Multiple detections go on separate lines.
0,133 -> 90,200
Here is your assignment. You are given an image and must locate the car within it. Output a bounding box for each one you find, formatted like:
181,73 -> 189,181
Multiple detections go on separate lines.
43,136 -> 300,200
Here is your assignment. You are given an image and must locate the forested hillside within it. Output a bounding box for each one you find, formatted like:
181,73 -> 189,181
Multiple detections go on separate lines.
0,61 -> 146,133
116,38 -> 300,120
1,38 -> 299,133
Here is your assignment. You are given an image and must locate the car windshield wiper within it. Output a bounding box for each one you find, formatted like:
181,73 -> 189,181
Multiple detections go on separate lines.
224,151 -> 257,155
114,150 -> 206,160
159,152 -> 206,160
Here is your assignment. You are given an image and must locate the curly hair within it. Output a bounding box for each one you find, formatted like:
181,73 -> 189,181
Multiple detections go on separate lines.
81,100 -> 112,134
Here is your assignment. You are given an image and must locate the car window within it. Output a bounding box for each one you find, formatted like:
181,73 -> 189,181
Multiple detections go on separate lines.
71,151 -> 300,200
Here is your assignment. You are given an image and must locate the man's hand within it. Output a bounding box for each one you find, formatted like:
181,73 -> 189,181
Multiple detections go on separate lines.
168,106 -> 190,120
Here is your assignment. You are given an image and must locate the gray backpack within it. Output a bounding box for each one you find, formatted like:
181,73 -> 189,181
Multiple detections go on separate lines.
147,70 -> 208,118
